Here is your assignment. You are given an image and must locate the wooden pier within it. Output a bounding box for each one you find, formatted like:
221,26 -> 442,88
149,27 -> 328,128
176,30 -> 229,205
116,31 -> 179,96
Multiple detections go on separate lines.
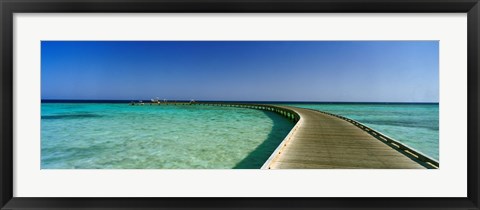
263,105 -> 437,169
131,102 -> 439,169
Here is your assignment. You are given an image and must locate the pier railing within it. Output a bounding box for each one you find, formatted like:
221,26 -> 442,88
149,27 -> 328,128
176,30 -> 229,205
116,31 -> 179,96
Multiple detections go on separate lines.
193,102 -> 301,123
312,109 -> 439,169
130,101 -> 300,122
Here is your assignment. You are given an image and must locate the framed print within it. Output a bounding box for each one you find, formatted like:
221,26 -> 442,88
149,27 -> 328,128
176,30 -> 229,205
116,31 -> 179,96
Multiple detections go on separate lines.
1,0 -> 479,209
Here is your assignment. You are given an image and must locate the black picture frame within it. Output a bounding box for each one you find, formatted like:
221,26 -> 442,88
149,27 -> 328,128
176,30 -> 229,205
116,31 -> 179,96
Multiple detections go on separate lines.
1,0 -> 479,209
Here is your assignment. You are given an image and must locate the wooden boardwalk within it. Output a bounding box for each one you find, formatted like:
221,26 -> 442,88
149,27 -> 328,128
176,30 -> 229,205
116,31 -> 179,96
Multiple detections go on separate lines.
131,102 -> 438,169
265,106 -> 428,169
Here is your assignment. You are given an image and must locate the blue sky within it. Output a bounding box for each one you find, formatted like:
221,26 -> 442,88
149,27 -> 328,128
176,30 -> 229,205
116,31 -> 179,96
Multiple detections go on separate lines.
41,41 -> 439,102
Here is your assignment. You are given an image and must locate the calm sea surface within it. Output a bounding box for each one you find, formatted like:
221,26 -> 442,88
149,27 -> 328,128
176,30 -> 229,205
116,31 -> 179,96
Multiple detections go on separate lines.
41,103 -> 293,169
41,102 -> 438,169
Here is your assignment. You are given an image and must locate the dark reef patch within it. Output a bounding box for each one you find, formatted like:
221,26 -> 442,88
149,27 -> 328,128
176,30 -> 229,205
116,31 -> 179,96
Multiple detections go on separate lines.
42,113 -> 102,120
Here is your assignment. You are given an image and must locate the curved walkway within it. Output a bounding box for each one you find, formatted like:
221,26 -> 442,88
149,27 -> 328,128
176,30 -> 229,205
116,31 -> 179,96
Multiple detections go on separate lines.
265,105 -> 427,169
132,102 -> 438,169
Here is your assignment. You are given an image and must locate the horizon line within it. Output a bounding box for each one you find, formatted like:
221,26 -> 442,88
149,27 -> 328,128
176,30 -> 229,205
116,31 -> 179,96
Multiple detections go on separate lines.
41,99 -> 440,104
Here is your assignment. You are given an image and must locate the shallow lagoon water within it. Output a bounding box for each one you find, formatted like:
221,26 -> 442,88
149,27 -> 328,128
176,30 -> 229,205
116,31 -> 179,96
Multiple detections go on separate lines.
41,103 -> 294,169
41,102 -> 439,169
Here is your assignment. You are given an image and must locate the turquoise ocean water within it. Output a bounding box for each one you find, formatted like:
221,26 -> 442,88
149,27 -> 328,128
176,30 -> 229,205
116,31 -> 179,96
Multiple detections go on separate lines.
41,102 -> 438,169
41,103 -> 294,169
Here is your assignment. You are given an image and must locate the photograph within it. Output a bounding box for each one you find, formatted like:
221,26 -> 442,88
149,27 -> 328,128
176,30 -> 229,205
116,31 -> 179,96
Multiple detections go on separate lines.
2,0 -> 477,208
41,40 -> 439,169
